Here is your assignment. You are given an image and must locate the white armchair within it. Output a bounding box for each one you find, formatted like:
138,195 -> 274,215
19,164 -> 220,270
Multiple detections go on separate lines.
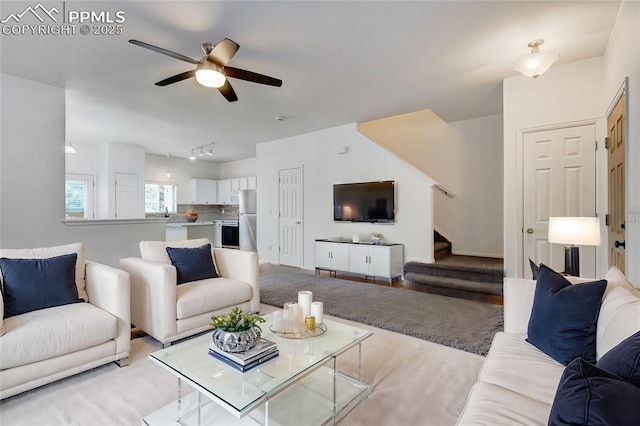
119,238 -> 259,347
0,243 -> 130,399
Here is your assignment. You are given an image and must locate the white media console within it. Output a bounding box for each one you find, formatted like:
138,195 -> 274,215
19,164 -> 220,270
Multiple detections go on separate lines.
314,239 -> 404,283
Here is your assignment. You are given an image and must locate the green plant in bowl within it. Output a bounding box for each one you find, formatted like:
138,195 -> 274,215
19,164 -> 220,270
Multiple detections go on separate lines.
210,307 -> 266,332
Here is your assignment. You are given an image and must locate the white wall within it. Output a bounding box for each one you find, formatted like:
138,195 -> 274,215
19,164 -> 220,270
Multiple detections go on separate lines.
145,153 -> 221,204
359,112 -> 504,257
503,57 -> 607,278
1,73 -> 165,266
256,123 -> 435,270
220,158 -> 256,179
428,115 -> 503,257
603,0 -> 640,285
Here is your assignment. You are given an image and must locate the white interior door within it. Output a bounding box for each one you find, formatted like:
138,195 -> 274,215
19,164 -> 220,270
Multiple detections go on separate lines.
523,125 -> 596,277
115,172 -> 139,218
279,167 -> 303,267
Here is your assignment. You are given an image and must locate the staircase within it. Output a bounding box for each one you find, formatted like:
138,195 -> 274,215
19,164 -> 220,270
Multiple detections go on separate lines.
403,232 -> 504,302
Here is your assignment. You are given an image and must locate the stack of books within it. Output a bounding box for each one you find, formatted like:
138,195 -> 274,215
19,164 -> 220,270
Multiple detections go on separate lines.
208,338 -> 278,372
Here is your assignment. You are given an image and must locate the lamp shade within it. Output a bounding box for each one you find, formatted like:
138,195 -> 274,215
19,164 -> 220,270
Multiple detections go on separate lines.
514,51 -> 559,78
548,217 -> 601,246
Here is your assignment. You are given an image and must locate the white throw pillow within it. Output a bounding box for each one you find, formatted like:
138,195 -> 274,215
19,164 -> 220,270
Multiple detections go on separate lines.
0,243 -> 87,301
139,238 -> 211,264
596,282 -> 640,360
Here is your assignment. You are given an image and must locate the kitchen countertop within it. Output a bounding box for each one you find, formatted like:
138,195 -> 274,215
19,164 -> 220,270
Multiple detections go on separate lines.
166,221 -> 218,227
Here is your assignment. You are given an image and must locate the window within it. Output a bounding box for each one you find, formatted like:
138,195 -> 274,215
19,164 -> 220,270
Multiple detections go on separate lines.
65,173 -> 94,219
145,182 -> 177,214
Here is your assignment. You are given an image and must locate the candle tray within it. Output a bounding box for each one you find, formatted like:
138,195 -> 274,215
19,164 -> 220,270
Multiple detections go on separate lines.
270,323 -> 327,339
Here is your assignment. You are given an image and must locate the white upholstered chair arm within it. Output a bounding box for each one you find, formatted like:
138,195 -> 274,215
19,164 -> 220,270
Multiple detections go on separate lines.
503,277 -> 537,335
85,261 -> 131,355
118,257 -> 178,342
213,248 -> 260,313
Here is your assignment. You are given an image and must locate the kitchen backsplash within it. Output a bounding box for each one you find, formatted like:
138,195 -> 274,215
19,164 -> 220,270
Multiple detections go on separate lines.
148,204 -> 239,222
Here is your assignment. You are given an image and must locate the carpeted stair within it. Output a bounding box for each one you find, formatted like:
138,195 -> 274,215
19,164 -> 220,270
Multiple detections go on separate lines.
434,230 -> 452,260
403,254 -> 505,297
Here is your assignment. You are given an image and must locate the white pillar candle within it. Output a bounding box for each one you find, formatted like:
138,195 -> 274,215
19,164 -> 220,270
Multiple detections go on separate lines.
311,301 -> 324,324
271,310 -> 283,332
298,291 -> 313,319
283,302 -> 296,332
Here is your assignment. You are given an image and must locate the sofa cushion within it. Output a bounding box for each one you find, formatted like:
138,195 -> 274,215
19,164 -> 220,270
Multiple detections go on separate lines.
479,332 -> 565,406
0,302 -> 118,369
527,265 -> 606,365
166,244 -> 219,285
139,238 -> 211,265
597,330 -> 640,387
0,243 -> 87,301
457,382 -> 552,426
0,254 -> 83,318
548,358 -> 640,426
176,277 -> 252,320
596,281 -> 640,360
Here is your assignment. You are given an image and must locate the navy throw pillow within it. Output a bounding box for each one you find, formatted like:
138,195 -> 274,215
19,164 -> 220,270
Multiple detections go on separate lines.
597,330 -> 640,387
166,244 -> 218,285
0,253 -> 82,318
526,264 -> 606,365
549,358 -> 640,426
529,258 -> 540,279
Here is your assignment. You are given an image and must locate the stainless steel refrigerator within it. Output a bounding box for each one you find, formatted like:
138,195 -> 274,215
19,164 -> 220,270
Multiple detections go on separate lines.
238,189 -> 257,252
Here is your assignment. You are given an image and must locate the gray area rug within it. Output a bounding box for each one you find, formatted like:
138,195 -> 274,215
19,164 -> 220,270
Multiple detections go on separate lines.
259,264 -> 503,356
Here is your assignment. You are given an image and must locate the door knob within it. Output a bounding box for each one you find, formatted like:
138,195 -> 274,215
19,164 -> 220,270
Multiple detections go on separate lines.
526,228 -> 534,234
614,240 -> 626,249
621,223 -> 625,229
296,221 -> 301,224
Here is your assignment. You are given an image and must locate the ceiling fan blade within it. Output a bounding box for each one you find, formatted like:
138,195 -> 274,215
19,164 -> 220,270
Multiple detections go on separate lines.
224,66 -> 283,87
155,70 -> 196,86
218,80 -> 238,102
129,39 -> 199,65
207,38 -> 240,67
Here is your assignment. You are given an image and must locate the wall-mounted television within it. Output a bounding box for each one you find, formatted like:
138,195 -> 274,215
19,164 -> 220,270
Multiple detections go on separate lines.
333,181 -> 395,223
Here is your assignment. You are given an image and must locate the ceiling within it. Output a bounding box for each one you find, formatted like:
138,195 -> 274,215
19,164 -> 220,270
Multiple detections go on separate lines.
0,1 -> 621,162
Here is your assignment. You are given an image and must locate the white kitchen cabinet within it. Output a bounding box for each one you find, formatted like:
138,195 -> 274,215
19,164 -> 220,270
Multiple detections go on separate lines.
315,241 -> 350,272
217,179 -> 232,204
190,179 -> 218,204
247,176 -> 257,190
315,240 -> 403,282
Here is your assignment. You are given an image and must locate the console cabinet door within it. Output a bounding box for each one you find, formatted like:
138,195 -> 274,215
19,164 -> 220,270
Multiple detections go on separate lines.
349,245 -> 370,275
330,243 -> 350,272
315,242 -> 333,270
367,246 -> 391,277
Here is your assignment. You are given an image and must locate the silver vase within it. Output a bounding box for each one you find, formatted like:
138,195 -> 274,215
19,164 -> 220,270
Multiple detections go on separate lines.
211,327 -> 261,353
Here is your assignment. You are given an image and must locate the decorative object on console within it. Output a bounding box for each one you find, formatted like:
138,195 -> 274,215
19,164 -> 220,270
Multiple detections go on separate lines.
526,264 -> 607,365
210,307 -> 266,353
548,216 -> 600,277
371,234 -> 382,245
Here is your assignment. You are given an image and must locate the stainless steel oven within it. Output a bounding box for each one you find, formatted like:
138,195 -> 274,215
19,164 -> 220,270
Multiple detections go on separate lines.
221,221 -> 239,249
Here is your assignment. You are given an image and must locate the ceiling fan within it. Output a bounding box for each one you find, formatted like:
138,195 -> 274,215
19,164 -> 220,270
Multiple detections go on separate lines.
129,38 -> 282,102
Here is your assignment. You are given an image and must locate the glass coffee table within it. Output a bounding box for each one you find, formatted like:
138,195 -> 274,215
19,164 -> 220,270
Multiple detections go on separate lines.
143,314 -> 372,426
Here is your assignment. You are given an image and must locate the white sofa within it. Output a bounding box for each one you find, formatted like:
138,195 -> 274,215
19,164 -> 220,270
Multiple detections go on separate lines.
119,238 -> 259,347
0,243 -> 131,400
457,268 -> 640,425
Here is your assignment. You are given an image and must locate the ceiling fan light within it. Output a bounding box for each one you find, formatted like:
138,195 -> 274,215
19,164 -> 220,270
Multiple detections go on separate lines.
195,63 -> 226,88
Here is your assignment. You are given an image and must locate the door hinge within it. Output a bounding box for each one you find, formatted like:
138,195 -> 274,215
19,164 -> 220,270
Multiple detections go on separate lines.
605,214 -> 610,227
595,140 -> 598,151
605,137 -> 609,149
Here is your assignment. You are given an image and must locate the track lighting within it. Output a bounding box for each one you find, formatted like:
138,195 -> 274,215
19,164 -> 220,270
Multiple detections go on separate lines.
188,143 -> 215,160
65,142 -> 77,154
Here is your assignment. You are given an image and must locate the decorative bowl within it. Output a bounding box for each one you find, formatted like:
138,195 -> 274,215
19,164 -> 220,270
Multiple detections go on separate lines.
185,214 -> 198,222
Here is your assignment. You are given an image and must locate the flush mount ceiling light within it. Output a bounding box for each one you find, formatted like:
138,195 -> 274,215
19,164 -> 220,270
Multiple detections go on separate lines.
514,39 -> 559,79
64,142 -> 77,154
189,149 -> 196,161
195,62 -> 226,88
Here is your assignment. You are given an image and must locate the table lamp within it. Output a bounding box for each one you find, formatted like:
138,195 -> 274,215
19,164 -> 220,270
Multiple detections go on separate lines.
548,217 -> 601,276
